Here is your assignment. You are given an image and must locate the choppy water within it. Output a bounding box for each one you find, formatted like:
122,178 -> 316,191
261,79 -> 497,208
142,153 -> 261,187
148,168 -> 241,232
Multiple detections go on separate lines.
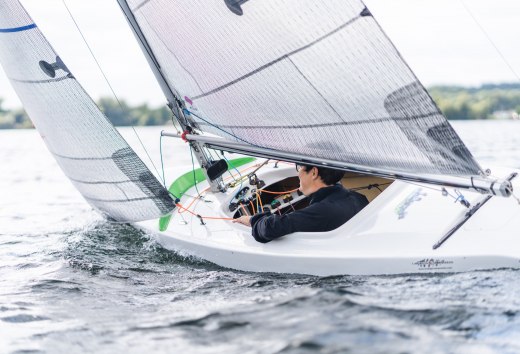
1,121 -> 520,353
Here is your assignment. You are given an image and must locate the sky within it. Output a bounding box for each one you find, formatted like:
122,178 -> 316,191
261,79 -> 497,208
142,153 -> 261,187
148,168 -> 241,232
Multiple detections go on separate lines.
0,0 -> 519,109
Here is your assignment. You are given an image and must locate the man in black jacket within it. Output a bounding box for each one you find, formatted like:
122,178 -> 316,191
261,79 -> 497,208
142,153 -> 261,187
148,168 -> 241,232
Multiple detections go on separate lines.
233,164 -> 369,243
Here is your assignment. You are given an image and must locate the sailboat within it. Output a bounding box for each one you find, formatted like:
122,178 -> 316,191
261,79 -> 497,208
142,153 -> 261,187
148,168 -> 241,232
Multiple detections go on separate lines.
1,0 -> 519,276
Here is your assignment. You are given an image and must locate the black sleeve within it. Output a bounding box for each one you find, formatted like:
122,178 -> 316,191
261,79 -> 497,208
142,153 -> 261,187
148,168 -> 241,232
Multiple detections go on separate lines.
250,204 -> 329,243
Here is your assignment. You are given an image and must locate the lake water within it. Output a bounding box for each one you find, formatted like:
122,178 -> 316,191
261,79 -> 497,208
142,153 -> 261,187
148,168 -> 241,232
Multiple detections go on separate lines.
1,121 -> 520,353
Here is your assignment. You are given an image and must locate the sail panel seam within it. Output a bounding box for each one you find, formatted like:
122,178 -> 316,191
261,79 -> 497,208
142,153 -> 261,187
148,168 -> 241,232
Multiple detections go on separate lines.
83,195 -> 164,203
132,0 -> 151,12
69,177 -> 144,185
51,150 -> 134,161
192,14 -> 363,100
10,75 -> 72,84
197,112 -> 439,129
287,57 -> 344,122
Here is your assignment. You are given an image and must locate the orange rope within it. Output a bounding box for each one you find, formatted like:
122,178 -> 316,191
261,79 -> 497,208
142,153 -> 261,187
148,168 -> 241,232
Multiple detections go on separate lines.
256,191 -> 263,210
176,203 -> 233,220
179,185 -> 297,216
224,164 -> 263,182
175,161 -> 298,219
258,188 -> 299,195
178,185 -> 211,214
178,163 -> 262,214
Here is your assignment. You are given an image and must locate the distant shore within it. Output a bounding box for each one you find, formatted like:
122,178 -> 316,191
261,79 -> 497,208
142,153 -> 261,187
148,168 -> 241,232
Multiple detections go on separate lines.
1,83 -> 520,129
430,83 -> 520,121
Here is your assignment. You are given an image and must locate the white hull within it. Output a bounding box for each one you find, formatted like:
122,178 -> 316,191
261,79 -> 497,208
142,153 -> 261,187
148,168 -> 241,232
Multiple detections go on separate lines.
136,162 -> 520,276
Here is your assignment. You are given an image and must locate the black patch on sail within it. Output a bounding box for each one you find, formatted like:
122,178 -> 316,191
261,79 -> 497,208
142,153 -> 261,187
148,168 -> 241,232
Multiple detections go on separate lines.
305,140 -> 343,152
39,56 -> 72,79
426,123 -> 475,164
112,148 -> 174,214
384,82 -> 478,175
224,0 -> 251,16
360,7 -> 372,17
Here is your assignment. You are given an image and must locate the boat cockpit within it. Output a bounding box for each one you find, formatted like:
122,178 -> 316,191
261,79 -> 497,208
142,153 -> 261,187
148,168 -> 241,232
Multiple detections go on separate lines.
228,164 -> 394,219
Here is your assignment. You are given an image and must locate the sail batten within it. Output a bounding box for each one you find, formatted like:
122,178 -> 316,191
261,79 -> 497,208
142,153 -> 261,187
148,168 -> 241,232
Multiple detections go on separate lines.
124,0 -> 483,178
0,0 -> 175,222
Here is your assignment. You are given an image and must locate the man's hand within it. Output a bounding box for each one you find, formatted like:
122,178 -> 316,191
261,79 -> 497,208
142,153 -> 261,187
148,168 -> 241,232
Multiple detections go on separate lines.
232,215 -> 252,227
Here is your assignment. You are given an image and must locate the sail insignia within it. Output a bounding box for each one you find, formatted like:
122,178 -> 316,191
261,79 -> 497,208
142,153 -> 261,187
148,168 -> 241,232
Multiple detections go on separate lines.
39,56 -> 72,79
224,0 -> 251,16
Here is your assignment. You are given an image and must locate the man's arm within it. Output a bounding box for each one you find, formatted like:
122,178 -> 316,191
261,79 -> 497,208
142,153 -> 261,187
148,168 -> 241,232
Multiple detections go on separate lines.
250,205 -> 326,243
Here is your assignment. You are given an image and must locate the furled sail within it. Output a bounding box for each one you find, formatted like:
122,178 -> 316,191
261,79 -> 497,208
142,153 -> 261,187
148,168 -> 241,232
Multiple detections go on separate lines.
123,0 -> 482,177
0,0 -> 174,222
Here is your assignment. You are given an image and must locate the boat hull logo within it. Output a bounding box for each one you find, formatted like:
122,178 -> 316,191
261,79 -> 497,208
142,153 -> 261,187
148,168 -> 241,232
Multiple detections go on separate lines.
395,188 -> 427,219
412,258 -> 454,270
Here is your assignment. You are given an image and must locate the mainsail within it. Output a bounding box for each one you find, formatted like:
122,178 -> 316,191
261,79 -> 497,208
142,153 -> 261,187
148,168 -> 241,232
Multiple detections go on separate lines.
0,0 -> 175,222
122,0 -> 482,178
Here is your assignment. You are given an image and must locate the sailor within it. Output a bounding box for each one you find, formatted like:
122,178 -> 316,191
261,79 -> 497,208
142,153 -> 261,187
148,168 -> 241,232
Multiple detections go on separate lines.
233,164 -> 369,243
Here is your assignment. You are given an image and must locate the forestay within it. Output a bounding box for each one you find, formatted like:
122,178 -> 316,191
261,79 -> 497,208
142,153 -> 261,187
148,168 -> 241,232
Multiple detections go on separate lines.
124,0 -> 482,177
0,0 -> 174,222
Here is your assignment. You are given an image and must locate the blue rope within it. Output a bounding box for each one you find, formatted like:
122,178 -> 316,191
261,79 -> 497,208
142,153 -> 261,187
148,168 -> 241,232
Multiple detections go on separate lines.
454,190 -> 465,203
223,155 -> 243,189
184,109 -> 260,147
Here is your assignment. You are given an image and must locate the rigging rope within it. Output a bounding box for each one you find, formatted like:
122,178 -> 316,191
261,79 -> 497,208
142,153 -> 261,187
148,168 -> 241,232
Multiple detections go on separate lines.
350,183 -> 392,192
459,0 -> 520,82
402,180 -> 469,206
259,188 -> 299,195
159,132 -> 167,186
185,109 -> 258,146
256,191 -> 264,210
175,202 -> 233,220
222,154 -> 243,191
62,0 -> 163,181
176,161 -> 298,218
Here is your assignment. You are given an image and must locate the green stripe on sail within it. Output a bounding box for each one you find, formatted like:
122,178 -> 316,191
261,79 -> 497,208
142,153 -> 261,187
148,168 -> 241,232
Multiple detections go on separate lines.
159,157 -> 256,231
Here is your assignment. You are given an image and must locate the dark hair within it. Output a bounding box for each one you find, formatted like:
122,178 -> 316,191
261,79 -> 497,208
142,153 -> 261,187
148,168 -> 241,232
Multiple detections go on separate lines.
300,164 -> 344,185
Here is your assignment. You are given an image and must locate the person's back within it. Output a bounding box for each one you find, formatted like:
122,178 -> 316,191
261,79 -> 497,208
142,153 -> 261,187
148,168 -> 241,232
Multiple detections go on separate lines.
233,164 -> 369,243
251,183 -> 368,243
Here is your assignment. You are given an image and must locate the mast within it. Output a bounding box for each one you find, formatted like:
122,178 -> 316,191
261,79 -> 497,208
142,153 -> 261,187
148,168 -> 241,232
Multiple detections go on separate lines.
116,0 -> 225,192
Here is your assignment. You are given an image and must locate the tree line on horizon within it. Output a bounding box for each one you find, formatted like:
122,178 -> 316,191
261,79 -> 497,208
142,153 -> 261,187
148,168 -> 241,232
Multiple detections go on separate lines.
1,83 -> 520,129
429,83 -> 520,120
0,97 -> 172,129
